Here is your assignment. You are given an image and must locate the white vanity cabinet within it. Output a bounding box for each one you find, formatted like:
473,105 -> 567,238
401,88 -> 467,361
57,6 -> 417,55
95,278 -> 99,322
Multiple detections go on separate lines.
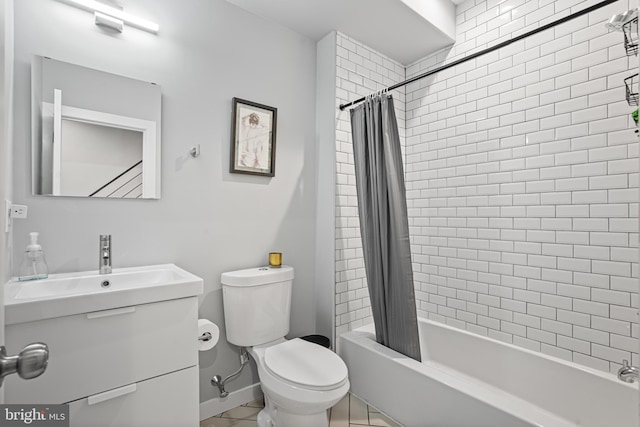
5,296 -> 200,427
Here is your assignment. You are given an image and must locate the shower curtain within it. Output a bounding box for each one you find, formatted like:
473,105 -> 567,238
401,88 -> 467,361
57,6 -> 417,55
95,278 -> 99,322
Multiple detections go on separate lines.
350,94 -> 421,361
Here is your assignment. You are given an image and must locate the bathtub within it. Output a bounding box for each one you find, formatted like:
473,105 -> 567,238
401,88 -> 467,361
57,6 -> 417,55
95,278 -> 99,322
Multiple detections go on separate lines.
339,318 -> 639,427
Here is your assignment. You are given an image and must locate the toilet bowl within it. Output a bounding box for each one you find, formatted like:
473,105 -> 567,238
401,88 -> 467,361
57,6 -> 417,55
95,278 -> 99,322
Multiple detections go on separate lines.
221,266 -> 350,427
249,338 -> 350,426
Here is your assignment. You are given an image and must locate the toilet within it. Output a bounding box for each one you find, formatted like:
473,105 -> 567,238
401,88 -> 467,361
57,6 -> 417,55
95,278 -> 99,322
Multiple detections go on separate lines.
221,266 -> 349,427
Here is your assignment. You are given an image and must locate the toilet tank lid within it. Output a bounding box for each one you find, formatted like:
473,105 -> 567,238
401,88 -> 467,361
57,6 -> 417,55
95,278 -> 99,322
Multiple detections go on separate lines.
221,266 -> 294,287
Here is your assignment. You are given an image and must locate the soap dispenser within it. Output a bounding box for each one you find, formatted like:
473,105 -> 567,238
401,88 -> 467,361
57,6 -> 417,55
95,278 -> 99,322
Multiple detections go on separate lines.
18,232 -> 49,281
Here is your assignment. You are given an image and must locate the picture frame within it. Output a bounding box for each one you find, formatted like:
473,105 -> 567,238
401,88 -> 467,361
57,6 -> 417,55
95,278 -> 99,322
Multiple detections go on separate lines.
230,97 -> 277,177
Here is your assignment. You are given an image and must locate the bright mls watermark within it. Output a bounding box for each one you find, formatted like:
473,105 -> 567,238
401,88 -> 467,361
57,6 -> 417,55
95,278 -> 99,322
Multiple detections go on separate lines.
0,405 -> 68,426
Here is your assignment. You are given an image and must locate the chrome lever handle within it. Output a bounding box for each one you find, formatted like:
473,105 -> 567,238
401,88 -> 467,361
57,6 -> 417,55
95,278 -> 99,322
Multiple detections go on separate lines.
0,343 -> 49,386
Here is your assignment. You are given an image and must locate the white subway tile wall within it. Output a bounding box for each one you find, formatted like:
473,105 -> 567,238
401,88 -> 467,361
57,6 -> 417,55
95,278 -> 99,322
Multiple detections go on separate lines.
405,0 -> 639,374
334,1 -> 639,374
335,33 -> 406,338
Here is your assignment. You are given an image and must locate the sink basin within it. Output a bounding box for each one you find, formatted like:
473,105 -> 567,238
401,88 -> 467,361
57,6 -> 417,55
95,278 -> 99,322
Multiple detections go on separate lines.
5,264 -> 203,325
14,268 -> 182,300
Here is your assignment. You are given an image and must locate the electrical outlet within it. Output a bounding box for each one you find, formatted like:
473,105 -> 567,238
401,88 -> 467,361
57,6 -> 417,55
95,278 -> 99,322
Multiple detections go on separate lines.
10,204 -> 28,219
5,202 -> 29,232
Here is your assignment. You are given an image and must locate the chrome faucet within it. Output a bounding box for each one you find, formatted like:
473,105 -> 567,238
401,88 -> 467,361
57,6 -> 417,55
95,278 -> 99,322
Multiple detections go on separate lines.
99,235 -> 112,275
618,360 -> 639,383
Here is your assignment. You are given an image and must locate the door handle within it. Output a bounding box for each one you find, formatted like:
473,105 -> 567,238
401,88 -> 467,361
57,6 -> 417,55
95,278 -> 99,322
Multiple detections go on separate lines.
0,343 -> 49,386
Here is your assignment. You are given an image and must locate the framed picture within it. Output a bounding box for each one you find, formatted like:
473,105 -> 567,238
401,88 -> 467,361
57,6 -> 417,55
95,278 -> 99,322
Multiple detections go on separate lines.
230,97 -> 277,177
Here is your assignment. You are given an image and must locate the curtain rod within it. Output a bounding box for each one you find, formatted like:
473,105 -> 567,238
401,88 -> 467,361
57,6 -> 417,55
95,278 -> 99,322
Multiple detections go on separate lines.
339,0 -> 619,111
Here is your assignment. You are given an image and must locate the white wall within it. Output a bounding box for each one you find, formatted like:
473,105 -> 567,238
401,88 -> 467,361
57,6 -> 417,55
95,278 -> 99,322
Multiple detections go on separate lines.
406,0 -> 639,374
0,0 -> 12,286
399,0 -> 456,42
12,0 -> 318,405
0,1 -> 14,385
315,31 -> 337,347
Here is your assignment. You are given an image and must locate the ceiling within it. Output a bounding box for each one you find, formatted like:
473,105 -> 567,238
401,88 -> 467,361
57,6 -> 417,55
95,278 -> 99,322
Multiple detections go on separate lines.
224,0 -> 459,65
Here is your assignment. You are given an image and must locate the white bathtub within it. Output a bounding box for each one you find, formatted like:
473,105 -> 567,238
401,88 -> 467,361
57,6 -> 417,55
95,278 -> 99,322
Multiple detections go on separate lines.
339,318 -> 639,427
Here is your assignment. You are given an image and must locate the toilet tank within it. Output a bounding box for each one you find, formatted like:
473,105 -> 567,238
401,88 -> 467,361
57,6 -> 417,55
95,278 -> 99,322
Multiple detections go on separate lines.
221,266 -> 294,347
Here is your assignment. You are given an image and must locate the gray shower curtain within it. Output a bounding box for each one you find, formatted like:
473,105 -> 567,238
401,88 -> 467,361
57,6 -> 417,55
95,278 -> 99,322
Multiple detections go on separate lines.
350,94 -> 421,361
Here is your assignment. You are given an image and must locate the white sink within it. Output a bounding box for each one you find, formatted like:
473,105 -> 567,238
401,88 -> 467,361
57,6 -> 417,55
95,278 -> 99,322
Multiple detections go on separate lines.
5,264 -> 203,325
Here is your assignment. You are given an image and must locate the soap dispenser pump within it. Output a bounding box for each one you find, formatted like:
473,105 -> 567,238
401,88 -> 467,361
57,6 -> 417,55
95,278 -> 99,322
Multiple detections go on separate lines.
18,232 -> 49,281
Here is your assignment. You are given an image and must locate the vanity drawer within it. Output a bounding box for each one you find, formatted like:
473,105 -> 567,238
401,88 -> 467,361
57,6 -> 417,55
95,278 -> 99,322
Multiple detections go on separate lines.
68,366 -> 199,427
5,297 -> 198,404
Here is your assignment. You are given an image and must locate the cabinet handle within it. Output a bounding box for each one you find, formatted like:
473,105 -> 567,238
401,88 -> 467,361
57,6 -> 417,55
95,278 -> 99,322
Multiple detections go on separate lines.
88,384 -> 137,405
86,306 -> 136,319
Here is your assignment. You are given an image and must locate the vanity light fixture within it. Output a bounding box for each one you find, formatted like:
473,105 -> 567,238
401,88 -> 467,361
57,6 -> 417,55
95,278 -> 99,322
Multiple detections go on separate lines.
62,0 -> 159,34
94,11 -> 124,32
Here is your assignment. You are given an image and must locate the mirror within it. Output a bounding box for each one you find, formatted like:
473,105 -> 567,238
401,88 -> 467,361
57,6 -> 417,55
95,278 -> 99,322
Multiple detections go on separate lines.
31,56 -> 162,199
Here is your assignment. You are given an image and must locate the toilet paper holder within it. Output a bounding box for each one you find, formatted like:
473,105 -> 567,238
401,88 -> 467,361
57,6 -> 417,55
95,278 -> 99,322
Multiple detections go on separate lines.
197,319 -> 219,351
198,332 -> 212,342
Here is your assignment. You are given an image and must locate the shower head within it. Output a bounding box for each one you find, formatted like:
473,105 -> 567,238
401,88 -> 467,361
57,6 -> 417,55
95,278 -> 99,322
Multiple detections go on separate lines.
605,8 -> 638,31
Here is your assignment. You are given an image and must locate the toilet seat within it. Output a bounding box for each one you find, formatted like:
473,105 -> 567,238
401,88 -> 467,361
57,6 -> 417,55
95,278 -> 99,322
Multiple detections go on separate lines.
263,338 -> 348,391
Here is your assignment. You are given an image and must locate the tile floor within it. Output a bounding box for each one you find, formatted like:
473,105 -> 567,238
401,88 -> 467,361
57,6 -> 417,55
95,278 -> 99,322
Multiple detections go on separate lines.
200,393 -> 402,427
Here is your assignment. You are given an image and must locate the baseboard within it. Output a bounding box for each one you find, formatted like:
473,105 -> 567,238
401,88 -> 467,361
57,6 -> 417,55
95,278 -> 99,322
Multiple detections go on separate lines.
199,383 -> 263,421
